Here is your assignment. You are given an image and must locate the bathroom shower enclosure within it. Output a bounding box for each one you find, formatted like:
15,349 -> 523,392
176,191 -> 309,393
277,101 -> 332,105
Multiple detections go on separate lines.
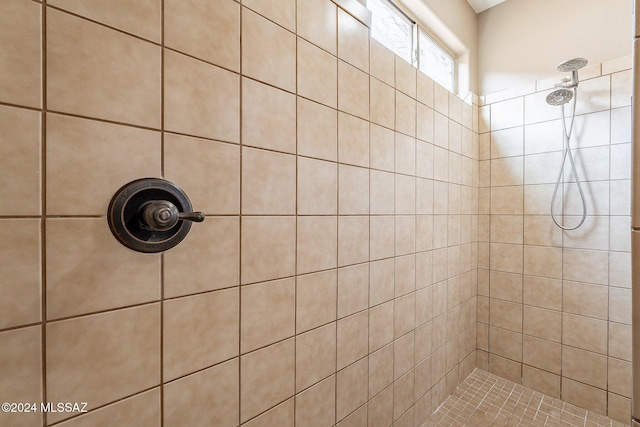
0,0 -> 635,426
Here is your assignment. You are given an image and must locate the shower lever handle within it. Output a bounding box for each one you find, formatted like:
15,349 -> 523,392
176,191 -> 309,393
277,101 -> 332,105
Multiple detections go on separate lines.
142,200 -> 204,231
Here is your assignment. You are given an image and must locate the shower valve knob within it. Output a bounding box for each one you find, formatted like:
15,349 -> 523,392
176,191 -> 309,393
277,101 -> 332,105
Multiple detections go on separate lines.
142,200 -> 205,231
107,178 -> 205,253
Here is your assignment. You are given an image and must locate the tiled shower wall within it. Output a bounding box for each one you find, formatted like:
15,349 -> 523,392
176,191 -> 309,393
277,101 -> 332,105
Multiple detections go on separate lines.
477,56 -> 632,423
0,0 -> 479,426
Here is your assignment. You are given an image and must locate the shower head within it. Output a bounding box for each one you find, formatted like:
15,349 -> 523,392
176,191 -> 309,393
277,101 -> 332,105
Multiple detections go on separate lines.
546,88 -> 573,106
557,57 -> 588,72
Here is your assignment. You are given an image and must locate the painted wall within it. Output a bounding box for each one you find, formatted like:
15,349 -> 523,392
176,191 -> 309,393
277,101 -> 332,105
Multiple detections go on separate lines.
478,0 -> 632,94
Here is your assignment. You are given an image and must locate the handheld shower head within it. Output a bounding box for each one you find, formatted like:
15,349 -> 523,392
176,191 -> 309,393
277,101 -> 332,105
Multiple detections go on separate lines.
546,88 -> 573,106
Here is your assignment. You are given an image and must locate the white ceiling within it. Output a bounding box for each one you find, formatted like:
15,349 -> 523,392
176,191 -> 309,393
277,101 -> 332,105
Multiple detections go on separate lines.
465,0 -> 507,13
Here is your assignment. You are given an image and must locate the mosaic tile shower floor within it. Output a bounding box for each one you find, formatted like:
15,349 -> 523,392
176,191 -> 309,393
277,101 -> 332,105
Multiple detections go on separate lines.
423,369 -> 628,427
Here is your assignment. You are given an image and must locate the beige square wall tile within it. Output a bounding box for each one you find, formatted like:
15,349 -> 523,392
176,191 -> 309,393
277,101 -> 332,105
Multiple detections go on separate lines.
562,345 -> 607,389
297,0 -> 336,55
394,332 -> 415,379
296,270 -> 337,333
369,301 -> 394,352
48,9 -> 160,127
562,248 -> 609,285
241,216 -> 296,284
369,344 -> 394,398
0,105 -> 40,215
608,357 -> 631,397
523,276 -> 562,310
163,289 -> 238,380
297,216 -> 338,275
297,97 -> 338,161
165,133 -> 239,214
0,326 -> 42,427
242,78 -> 296,153
489,271 -> 522,303
609,286 -> 632,325
298,37 -> 337,108
417,73 -> 435,108
243,0 -> 295,31
49,0 -> 160,42
562,377 -> 606,416
489,299 -> 522,332
0,0 -> 41,108
338,216 -> 369,267
164,50 -> 239,142
337,311 -> 369,370
242,8 -> 295,92
370,216 -> 395,260
523,245 -> 562,279
488,354 -> 521,384
243,399 -> 294,427
338,264 -> 369,318
370,170 -> 394,215
242,147 -> 296,215
57,389 -> 160,427
164,217 -> 239,298
370,39 -> 394,87
395,254 -> 416,297
242,278 -> 295,353
46,218 -> 160,320
338,60 -> 369,120
608,392 -> 631,424
522,365 -> 560,398
337,400 -> 368,427
337,8 -> 369,73
562,281 -> 608,319
522,335 -> 560,374
164,0 -> 238,70
295,376 -> 336,427
370,77 -> 395,129
296,323 -> 336,392
164,360 -> 237,427
370,123 -> 395,172
339,164 -> 369,215
491,186 -> 523,214
609,322 -> 631,361
47,305 -> 160,423
394,293 -> 416,338
297,157 -> 337,215
563,313 -> 608,354
336,357 -> 368,421
0,219 -> 41,329
490,243 -> 523,274
523,305 -> 561,342
369,259 -> 395,306
46,113 -> 161,216
489,326 -> 522,362
396,133 -> 416,176
396,91 -> 417,137
396,57 -> 417,99
241,339 -> 295,422
338,112 -> 369,167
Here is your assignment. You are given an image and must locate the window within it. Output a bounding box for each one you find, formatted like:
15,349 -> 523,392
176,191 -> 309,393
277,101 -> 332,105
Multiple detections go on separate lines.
368,0 -> 414,64
418,29 -> 455,92
367,0 -> 456,93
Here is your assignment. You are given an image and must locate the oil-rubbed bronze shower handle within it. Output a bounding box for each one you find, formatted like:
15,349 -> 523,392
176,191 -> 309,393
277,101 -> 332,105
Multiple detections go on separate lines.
142,200 -> 204,231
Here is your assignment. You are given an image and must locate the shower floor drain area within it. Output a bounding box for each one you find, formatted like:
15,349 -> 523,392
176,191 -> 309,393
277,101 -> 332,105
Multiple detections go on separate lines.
423,369 -> 627,427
